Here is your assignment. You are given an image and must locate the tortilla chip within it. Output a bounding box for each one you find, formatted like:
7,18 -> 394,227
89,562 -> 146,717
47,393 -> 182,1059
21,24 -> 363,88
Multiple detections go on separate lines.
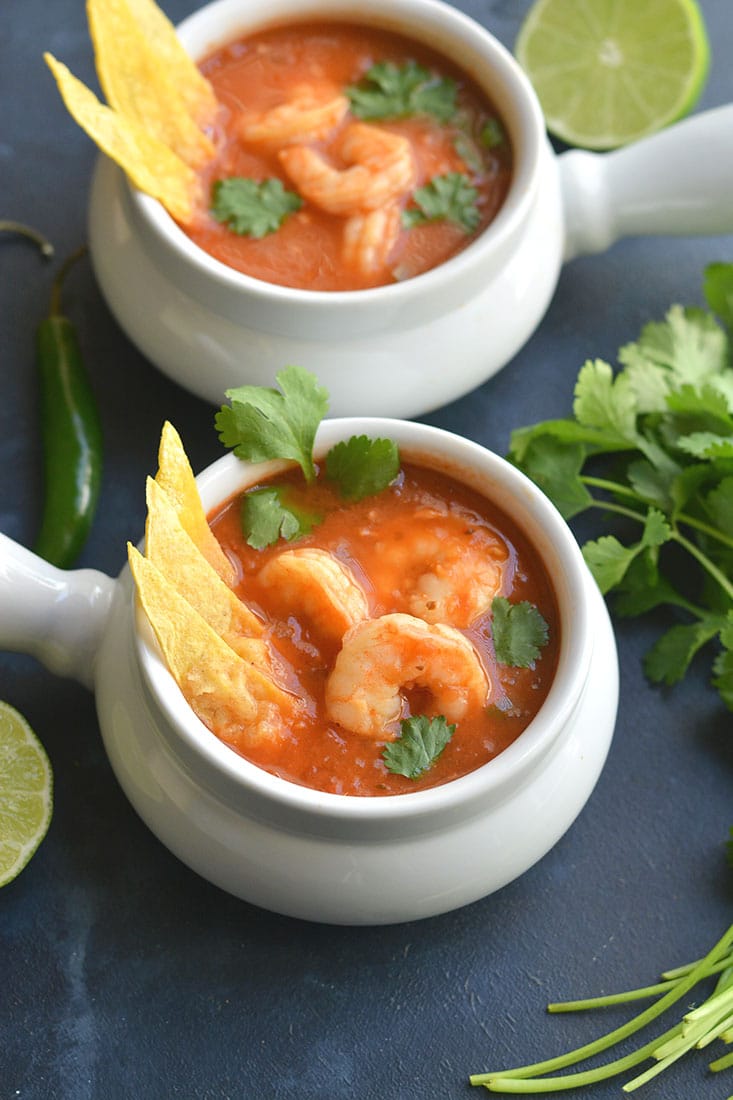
154,422 -> 236,587
87,0 -> 215,168
123,0 -> 219,127
128,545 -> 293,747
145,476 -> 268,666
44,53 -> 197,224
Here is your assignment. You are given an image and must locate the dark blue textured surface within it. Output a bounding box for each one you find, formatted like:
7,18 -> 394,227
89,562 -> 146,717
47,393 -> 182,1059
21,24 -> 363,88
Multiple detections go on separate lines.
2,2 -> 733,1097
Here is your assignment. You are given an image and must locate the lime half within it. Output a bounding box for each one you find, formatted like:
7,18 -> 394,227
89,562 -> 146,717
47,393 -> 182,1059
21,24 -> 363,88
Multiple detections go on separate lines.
515,0 -> 710,149
0,702 -> 53,886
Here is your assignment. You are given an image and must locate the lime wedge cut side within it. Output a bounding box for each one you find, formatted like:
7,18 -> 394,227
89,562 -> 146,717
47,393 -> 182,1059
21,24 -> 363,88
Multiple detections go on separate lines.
0,701 -> 53,887
515,0 -> 710,149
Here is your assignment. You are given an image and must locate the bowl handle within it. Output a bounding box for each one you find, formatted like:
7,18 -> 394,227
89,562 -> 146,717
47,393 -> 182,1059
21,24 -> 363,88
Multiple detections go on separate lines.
558,103 -> 733,261
0,533 -> 117,689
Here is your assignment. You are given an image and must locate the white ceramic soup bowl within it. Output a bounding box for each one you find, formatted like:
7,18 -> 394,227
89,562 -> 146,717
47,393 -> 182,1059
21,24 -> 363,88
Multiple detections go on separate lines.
0,418 -> 618,924
87,0 -> 733,418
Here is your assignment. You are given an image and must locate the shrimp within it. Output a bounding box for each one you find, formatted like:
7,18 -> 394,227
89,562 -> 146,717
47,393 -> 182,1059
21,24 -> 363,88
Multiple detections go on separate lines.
325,612 -> 490,739
237,85 -> 349,146
342,202 -> 402,276
279,121 -> 415,216
257,547 -> 369,644
375,512 -> 510,628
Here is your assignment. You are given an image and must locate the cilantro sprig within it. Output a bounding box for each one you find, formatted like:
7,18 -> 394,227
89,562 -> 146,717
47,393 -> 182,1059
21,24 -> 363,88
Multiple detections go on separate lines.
491,598 -> 549,668
216,367 -> 401,548
241,487 -> 321,550
210,177 -> 302,238
216,366 -> 329,484
382,715 -> 455,779
325,435 -> 400,501
508,264 -> 733,711
402,173 -> 481,233
346,60 -> 457,123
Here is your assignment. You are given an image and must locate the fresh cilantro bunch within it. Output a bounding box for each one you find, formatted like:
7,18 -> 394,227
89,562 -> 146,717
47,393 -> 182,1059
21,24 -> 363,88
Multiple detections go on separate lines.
508,263 -> 733,710
210,177 -> 302,238
216,367 -> 400,548
346,60 -> 457,123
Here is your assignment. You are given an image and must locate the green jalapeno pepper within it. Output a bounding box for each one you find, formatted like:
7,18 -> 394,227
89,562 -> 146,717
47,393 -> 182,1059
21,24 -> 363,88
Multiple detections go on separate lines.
33,245 -> 103,568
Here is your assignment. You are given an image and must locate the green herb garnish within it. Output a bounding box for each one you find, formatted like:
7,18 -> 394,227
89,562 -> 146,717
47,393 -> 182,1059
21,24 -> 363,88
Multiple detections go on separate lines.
471,922 -> 733,1093
508,264 -> 733,710
210,177 -> 302,238
382,715 -> 455,779
491,597 -> 549,667
402,172 -> 481,232
216,367 -> 402,543
215,366 -> 329,484
480,117 -> 505,148
346,61 -> 457,122
241,487 -> 321,550
325,434 -> 400,501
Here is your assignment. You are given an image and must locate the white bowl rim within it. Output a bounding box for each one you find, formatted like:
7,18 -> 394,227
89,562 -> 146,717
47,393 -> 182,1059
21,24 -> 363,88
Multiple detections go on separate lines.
133,418 -> 594,826
127,0 -> 547,310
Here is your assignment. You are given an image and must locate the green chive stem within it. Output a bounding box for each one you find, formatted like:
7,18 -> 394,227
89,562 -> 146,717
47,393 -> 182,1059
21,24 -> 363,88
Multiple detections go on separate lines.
470,922 -> 733,1092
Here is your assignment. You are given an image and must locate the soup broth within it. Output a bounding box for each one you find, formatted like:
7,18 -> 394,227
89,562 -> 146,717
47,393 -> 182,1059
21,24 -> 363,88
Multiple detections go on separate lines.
190,21 -> 513,290
208,461 -> 558,796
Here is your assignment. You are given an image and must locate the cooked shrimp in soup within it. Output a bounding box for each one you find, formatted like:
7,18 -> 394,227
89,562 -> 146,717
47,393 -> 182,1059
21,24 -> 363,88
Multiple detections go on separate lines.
207,460 -> 559,796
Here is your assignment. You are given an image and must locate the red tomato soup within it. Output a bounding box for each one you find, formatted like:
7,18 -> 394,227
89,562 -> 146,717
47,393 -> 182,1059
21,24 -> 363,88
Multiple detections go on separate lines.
207,462 -> 559,796
189,22 -> 513,290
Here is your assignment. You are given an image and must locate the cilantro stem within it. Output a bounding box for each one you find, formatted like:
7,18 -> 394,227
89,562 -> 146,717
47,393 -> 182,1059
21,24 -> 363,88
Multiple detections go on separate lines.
470,923 -> 733,1093
671,530 -> 733,603
581,475 -> 733,551
587,499 -> 647,524
677,513 -> 733,552
586,497 -> 733,607
581,475 -> 641,501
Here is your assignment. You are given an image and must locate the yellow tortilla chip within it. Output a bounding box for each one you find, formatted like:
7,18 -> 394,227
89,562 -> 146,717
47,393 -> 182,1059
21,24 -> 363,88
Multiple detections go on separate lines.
154,422 -> 236,587
87,0 -> 215,169
128,545 -> 293,747
145,476 -> 267,666
44,53 -> 197,224
123,0 -> 219,127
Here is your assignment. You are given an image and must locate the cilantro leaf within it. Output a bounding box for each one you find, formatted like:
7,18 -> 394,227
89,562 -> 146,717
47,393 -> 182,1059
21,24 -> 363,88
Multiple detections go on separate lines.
704,262 -> 733,331
215,366 -> 329,483
210,177 -> 302,238
480,118 -> 505,148
704,477 -> 733,537
382,715 -> 455,779
626,458 -> 674,511
491,597 -> 549,668
510,437 -> 592,519
582,508 -> 671,595
713,612 -> 733,708
675,431 -> 733,459
644,616 -> 726,686
402,173 -> 481,233
346,61 -> 457,122
619,305 -> 728,387
325,435 -> 400,501
611,551 -> 688,618
241,486 -> 320,549
573,358 -> 641,444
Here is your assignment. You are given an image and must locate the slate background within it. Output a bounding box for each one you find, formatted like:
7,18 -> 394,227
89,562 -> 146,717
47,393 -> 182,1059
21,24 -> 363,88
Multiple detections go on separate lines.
2,1 -> 733,1097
